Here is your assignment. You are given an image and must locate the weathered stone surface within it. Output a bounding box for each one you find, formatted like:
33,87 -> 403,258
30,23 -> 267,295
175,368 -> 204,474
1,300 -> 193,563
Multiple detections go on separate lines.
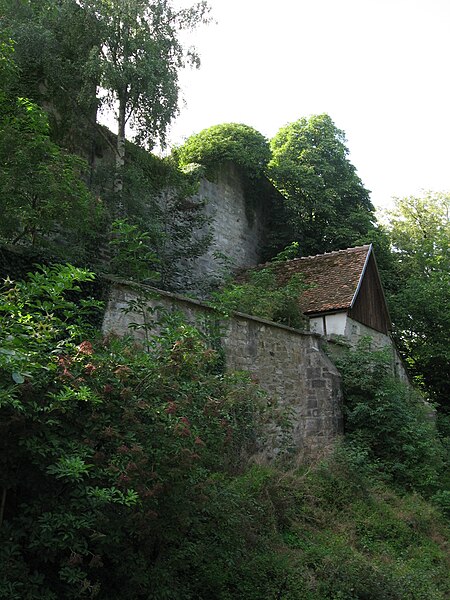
189,163 -> 267,279
175,162 -> 286,294
102,282 -> 344,460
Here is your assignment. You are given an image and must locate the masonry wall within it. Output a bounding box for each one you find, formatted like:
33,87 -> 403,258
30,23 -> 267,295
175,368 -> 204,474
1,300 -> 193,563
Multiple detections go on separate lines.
187,162 -> 271,288
87,140 -> 277,294
310,313 -> 409,384
102,282 -> 344,459
222,315 -> 343,458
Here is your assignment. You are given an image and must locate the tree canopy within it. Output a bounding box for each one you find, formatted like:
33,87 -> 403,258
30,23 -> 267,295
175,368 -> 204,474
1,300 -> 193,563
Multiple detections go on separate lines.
384,192 -> 450,411
268,114 -> 375,256
79,0 -> 210,202
0,38 -> 99,258
2,0 -> 211,208
176,122 -> 271,180
1,0 -> 100,147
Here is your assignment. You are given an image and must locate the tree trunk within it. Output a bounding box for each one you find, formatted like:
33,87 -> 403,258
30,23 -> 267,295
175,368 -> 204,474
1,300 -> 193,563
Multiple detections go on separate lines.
114,94 -> 127,216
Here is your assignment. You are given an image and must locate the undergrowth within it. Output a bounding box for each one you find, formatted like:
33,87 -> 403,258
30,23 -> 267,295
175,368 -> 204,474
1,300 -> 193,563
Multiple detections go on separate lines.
0,267 -> 448,599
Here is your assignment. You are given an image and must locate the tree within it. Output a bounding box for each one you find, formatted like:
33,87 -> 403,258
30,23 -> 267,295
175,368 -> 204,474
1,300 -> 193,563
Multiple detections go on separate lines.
176,123 -> 276,264
384,192 -> 450,411
268,114 -> 375,256
0,38 -> 100,259
336,340 -> 446,494
1,0 -> 100,151
79,0 -> 210,207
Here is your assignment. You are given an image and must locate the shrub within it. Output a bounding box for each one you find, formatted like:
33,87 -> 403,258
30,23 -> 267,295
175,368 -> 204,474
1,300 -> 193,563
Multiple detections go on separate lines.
108,219 -> 160,282
176,123 -> 271,181
0,265 -> 264,598
335,340 -> 447,495
210,246 -> 310,329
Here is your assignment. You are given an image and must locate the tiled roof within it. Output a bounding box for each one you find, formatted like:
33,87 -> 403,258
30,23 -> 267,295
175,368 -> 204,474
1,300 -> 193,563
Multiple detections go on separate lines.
265,245 -> 372,314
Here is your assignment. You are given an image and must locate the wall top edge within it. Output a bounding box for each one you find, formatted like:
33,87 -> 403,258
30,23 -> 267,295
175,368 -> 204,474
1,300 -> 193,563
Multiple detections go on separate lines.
102,275 -> 319,339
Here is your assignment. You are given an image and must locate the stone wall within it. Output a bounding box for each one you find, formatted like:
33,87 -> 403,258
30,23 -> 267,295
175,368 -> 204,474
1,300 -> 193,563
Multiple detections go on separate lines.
222,315 -> 343,458
185,162 -> 274,291
87,135 -> 280,294
310,313 -> 410,384
102,281 -> 343,459
344,317 -> 410,383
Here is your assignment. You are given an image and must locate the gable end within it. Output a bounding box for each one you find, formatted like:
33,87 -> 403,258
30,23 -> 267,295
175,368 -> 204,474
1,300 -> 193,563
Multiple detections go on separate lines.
348,252 -> 391,334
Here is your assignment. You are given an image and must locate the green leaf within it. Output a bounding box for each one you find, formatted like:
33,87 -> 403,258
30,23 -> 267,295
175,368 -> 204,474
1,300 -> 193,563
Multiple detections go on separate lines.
12,371 -> 25,384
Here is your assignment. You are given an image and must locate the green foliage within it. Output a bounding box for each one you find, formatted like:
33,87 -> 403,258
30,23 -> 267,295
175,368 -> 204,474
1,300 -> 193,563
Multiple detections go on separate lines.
93,143 -> 212,290
335,339 -> 447,495
211,257 -> 309,329
0,264 -> 101,386
386,192 -> 449,272
268,114 -> 376,256
0,40 -> 102,260
1,0 -> 100,148
78,0 -> 211,205
176,122 -> 272,181
80,0 -> 210,150
108,219 -> 160,282
119,149 -> 212,291
0,265 -> 267,598
383,192 -> 450,411
0,36 -> 16,88
270,241 -> 301,262
2,0 -> 211,216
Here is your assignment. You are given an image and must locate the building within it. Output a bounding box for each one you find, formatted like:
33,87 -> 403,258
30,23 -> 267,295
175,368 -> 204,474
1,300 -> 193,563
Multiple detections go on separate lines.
268,244 -> 409,381
275,245 -> 389,339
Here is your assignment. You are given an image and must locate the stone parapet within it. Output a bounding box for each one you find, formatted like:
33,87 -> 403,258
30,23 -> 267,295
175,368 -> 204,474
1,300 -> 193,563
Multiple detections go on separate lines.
102,281 -> 343,459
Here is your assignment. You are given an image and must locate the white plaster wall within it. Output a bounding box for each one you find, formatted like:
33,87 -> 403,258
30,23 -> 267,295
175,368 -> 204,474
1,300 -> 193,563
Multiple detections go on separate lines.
309,313 -> 347,336
309,317 -> 325,335
344,317 -> 389,348
325,313 -> 347,336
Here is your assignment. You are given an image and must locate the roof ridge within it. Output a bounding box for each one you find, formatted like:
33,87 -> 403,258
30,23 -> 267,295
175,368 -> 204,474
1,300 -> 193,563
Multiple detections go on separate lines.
251,245 -> 372,272
297,244 -> 371,261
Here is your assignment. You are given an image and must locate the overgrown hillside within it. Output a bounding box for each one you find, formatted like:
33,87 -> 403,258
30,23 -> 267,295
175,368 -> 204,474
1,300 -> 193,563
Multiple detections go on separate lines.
0,2 -> 449,597
0,266 -> 448,599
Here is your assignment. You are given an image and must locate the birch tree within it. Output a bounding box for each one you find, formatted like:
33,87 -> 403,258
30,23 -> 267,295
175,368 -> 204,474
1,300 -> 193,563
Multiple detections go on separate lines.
81,0 -> 210,209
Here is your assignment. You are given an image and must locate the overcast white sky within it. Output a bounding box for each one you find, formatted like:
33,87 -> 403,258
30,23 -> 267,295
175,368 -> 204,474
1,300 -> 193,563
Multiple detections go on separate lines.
165,0 -> 450,210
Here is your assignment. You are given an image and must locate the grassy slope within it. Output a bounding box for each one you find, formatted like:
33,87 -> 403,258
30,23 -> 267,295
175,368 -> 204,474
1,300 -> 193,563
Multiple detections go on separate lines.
181,455 -> 449,600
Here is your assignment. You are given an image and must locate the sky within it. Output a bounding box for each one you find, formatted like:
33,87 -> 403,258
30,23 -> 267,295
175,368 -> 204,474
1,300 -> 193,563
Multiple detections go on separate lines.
163,0 -> 450,210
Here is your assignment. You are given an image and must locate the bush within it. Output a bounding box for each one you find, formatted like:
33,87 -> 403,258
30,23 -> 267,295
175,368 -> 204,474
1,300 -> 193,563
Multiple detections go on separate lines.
176,123 -> 271,181
335,339 -> 447,495
0,265 -> 264,598
210,248 -> 310,329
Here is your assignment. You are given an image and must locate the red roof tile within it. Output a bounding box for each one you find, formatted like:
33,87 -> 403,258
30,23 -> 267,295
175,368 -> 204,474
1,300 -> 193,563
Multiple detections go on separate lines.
263,245 -> 372,314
